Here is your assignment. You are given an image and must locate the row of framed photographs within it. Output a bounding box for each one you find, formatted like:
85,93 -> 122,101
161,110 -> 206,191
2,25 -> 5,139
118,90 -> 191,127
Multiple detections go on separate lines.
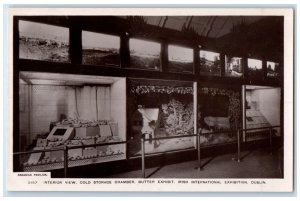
18,20 -> 280,79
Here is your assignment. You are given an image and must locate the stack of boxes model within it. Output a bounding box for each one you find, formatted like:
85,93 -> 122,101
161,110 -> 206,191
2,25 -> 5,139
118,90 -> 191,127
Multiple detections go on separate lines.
24,121 -> 123,167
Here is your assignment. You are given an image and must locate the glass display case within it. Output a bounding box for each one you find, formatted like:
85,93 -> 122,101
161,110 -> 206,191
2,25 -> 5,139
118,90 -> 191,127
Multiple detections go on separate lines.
244,85 -> 281,141
197,87 -> 241,146
18,72 -> 126,171
19,20 -> 70,63
128,79 -> 196,156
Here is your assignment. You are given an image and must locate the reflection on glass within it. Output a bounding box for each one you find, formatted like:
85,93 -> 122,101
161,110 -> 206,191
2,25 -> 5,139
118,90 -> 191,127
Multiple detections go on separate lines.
198,87 -> 241,145
129,39 -> 161,70
247,58 -> 263,79
168,45 -> 193,73
267,61 -> 280,77
82,31 -> 120,67
225,56 -> 243,77
199,50 -> 221,76
245,85 -> 281,141
19,20 -> 70,62
128,85 -> 194,156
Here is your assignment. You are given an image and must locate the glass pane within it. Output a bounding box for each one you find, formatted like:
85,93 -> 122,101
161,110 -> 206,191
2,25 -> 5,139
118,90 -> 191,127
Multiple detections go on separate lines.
128,84 -> 195,156
199,50 -> 221,76
129,39 -> 161,70
198,87 -> 241,146
225,56 -> 243,77
247,58 -> 263,79
267,61 -> 280,77
168,45 -> 193,73
245,86 -> 281,141
18,72 -> 127,170
82,31 -> 120,67
19,20 -> 70,62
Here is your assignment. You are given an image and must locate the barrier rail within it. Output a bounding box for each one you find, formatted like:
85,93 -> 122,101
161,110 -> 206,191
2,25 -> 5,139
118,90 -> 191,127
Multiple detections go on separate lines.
13,140 -> 128,178
13,125 -> 280,178
242,126 -> 280,155
141,133 -> 199,178
140,125 -> 280,178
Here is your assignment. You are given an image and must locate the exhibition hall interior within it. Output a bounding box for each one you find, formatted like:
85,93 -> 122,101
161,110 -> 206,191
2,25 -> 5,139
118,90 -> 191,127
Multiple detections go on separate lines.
13,16 -> 283,178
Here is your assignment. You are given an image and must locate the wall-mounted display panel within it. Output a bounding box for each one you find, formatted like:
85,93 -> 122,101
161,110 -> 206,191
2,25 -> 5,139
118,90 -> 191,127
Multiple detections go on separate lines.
199,50 -> 221,76
225,56 -> 243,77
247,58 -> 263,79
129,38 -> 161,71
82,31 -> 120,67
168,45 -> 194,73
19,20 -> 70,63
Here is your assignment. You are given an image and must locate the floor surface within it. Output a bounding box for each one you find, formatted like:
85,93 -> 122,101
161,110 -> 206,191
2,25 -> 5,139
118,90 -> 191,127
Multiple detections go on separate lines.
107,147 -> 282,178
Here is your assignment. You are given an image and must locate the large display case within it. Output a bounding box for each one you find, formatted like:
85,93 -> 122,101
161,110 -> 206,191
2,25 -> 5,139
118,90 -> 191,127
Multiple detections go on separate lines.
243,85 -> 281,141
197,87 -> 241,146
18,72 -> 126,171
128,79 -> 196,156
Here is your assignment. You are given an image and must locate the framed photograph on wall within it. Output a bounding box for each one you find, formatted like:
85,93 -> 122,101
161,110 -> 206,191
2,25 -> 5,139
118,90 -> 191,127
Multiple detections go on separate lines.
199,50 -> 221,76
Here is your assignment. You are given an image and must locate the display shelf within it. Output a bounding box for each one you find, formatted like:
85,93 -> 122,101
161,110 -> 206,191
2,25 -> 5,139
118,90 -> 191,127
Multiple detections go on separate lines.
23,152 -> 125,172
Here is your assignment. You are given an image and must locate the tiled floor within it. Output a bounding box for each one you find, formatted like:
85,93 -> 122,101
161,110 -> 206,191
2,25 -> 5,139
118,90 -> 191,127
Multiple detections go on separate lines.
108,147 -> 282,178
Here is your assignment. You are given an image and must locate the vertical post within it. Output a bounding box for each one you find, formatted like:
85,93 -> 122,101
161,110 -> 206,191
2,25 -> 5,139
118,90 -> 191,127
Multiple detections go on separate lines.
238,130 -> 241,162
69,24 -> 82,65
28,85 -> 32,146
197,130 -> 201,170
120,33 -> 130,68
193,82 -> 201,170
269,127 -> 273,155
233,129 -> 241,163
193,82 -> 198,134
242,85 -> 246,142
64,146 -> 68,178
141,135 -> 145,178
161,42 -> 169,73
13,17 -> 20,171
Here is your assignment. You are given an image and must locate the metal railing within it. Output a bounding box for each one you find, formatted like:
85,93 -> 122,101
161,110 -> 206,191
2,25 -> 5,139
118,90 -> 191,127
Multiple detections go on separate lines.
140,125 -> 280,178
141,133 -> 199,178
13,140 -> 128,178
242,125 -> 281,156
13,125 -> 280,178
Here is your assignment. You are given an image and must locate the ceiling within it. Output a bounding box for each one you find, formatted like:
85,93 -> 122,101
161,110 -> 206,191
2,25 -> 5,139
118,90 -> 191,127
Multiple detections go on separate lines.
118,16 -> 266,39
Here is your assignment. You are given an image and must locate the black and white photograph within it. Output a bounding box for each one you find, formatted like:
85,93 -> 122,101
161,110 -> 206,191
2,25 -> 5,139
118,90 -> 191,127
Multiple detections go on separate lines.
168,45 -> 194,73
82,31 -> 121,67
267,61 -> 280,78
199,50 -> 221,76
129,38 -> 161,71
7,8 -> 294,192
225,56 -> 243,77
247,58 -> 263,79
19,20 -> 70,63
